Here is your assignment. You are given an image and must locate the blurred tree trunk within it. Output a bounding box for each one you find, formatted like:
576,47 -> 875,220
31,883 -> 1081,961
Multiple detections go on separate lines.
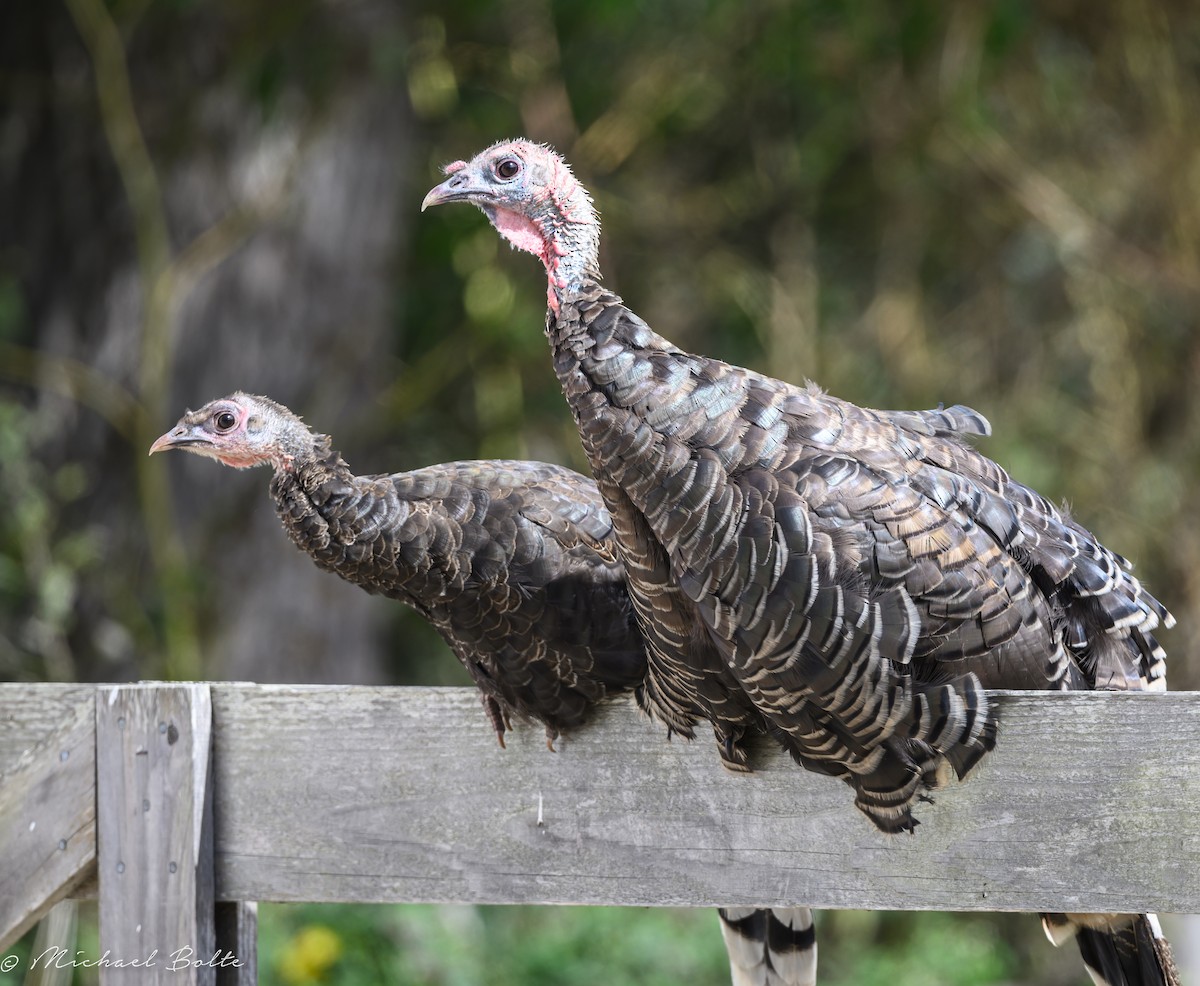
0,1 -> 415,685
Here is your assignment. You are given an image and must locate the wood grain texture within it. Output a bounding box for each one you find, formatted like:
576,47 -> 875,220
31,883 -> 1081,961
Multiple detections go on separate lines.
96,684 -> 216,986
211,685 -> 1200,913
2,683 -> 1197,925
0,685 -> 96,951
214,902 -> 257,986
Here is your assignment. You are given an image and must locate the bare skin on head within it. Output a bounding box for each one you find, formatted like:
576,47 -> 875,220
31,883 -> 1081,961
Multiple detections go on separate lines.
423,140 -> 601,313
149,393 -> 310,471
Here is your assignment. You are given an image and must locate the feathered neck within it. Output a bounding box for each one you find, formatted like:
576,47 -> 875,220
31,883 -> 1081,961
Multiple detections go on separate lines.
249,399 -> 339,476
278,429 -> 344,475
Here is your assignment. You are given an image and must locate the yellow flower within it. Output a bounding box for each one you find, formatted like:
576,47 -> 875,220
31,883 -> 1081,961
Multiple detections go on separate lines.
277,925 -> 343,984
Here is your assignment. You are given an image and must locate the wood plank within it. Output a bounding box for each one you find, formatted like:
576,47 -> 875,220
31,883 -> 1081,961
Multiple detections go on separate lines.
5,683 -> 1199,919
211,685 -> 1200,914
0,685 -> 96,951
96,684 -> 216,986
0,684 -> 92,762
68,863 -> 98,901
20,900 -> 79,980
214,903 -> 257,986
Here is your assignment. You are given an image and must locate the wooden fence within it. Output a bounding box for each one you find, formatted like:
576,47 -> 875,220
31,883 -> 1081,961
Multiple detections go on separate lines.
2,683 -> 1199,984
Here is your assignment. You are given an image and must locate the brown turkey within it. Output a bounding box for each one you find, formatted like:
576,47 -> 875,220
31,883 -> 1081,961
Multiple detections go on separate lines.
150,392 -> 818,986
150,392 -> 646,746
422,139 -> 1178,986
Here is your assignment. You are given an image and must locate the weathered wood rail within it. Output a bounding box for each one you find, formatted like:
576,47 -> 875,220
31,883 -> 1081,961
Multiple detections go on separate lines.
2,683 -> 1199,983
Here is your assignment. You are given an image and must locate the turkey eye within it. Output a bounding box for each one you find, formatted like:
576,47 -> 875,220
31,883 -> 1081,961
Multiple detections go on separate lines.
215,411 -> 237,431
496,158 -> 520,180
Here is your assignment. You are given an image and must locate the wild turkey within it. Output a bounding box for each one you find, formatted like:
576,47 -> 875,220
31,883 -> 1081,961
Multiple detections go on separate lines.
422,139 -> 1178,986
150,392 -> 818,986
149,392 -> 646,746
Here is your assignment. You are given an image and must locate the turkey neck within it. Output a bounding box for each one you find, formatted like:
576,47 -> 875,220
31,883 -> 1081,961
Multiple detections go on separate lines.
268,440 -> 363,562
525,174 -> 752,532
528,164 -> 601,309
546,283 -> 773,760
546,285 -> 758,537
266,442 -> 442,606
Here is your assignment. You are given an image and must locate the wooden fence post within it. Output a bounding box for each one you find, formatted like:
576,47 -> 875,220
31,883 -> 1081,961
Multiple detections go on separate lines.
0,685 -> 96,949
96,684 -> 216,986
214,902 -> 257,986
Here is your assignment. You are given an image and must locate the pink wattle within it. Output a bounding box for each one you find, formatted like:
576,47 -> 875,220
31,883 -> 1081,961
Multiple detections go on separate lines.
217,449 -> 272,470
491,207 -> 551,263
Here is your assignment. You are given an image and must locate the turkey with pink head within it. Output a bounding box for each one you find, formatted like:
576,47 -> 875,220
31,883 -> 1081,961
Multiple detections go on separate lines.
151,391 -> 646,746
423,139 -> 1177,986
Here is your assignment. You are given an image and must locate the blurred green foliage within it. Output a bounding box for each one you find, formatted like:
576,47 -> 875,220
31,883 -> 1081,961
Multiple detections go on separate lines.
0,401 -> 103,681
1,903 -> 1042,986
254,904 -> 1037,986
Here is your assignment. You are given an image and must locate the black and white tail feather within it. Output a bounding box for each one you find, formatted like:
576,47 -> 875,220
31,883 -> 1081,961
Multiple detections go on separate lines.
1043,913 -> 1180,986
719,907 -> 817,986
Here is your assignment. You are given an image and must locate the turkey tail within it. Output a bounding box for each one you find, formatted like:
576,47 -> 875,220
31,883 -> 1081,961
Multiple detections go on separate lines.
1042,913 -> 1181,986
718,907 -> 817,986
910,672 -> 997,780
846,673 -> 997,834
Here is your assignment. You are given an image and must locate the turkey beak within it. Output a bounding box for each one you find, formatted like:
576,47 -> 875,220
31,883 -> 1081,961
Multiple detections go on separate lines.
421,172 -> 485,211
149,425 -> 209,456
